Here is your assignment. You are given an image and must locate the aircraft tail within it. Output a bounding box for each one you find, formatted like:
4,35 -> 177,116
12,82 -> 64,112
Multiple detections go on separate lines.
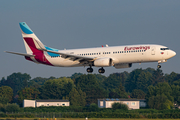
18,22 -> 54,65
19,22 -> 46,54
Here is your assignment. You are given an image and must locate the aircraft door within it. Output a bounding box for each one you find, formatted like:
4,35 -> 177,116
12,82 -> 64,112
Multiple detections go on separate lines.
151,47 -> 155,55
100,51 -> 105,57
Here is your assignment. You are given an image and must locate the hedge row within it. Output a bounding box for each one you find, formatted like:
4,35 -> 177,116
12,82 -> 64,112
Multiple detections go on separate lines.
1,112 -> 180,118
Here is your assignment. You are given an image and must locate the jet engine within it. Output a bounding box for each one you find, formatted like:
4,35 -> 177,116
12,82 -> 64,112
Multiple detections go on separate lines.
94,58 -> 112,67
114,63 -> 132,69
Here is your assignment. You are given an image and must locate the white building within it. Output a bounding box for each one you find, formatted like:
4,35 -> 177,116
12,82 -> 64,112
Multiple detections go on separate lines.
23,99 -> 70,108
98,98 -> 146,110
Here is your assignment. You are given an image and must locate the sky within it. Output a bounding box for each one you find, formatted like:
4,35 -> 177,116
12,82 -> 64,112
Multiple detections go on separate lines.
0,0 -> 180,79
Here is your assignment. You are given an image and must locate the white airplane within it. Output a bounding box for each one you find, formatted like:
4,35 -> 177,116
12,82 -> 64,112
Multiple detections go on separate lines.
5,22 -> 176,73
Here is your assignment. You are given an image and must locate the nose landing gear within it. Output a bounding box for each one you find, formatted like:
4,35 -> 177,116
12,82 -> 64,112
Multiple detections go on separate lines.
157,64 -> 161,68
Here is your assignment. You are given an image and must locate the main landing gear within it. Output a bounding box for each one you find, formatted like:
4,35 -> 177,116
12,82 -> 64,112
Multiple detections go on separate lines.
87,67 -> 93,73
86,67 -> 105,74
98,67 -> 105,74
157,64 -> 161,68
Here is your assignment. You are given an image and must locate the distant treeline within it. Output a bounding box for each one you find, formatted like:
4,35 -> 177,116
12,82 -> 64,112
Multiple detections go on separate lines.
0,67 -> 180,110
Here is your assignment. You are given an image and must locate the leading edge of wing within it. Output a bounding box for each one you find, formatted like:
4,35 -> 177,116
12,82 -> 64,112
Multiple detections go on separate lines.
4,51 -> 35,57
44,49 -> 95,62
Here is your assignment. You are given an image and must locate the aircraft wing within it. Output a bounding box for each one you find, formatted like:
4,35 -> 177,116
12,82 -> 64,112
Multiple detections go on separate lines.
44,49 -> 96,63
33,40 -> 96,63
4,51 -> 35,57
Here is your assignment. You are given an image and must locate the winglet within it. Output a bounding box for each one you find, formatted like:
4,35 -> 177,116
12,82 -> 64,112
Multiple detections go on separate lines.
19,22 -> 33,34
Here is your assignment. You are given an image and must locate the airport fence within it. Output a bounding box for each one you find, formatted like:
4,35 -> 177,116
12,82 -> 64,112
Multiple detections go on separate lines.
1,112 -> 180,118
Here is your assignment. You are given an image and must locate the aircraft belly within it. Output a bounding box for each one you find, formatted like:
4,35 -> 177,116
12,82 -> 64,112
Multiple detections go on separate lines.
116,53 -> 150,64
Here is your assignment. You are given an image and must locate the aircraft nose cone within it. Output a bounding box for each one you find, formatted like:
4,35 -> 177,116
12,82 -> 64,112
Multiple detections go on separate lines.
171,50 -> 176,57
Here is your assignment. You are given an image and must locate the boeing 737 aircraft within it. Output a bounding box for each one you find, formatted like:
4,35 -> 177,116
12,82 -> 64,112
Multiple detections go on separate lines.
5,22 -> 176,73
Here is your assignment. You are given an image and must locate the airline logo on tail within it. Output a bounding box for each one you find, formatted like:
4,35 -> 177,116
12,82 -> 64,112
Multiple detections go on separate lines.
19,22 -> 53,66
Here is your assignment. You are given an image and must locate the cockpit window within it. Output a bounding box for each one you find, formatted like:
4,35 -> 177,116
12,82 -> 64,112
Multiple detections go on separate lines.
160,48 -> 169,50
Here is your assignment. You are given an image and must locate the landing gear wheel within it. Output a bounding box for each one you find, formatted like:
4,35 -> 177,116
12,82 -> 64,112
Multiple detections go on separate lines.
87,67 -> 93,73
157,65 -> 161,68
98,67 -> 105,74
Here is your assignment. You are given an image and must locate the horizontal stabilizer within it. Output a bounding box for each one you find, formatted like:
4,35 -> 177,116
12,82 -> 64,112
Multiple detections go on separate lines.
4,51 -> 35,57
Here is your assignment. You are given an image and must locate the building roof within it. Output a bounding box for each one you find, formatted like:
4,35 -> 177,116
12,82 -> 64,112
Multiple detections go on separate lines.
98,98 -> 146,101
36,99 -> 69,102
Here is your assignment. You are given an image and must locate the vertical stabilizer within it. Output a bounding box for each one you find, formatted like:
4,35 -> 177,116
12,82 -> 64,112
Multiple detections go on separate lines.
19,22 -> 46,54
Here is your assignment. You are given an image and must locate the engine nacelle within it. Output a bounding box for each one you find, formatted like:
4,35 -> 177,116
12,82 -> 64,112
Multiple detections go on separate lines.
94,58 -> 112,67
114,63 -> 132,69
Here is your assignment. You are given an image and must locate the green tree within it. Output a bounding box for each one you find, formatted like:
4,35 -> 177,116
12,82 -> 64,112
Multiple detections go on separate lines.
165,72 -> 178,85
144,67 -> 155,74
94,74 -> 107,88
0,73 -> 31,96
0,103 -> 5,112
0,86 -> 13,104
70,73 -> 83,81
125,68 -> 143,93
76,85 -> 86,106
69,87 -> 80,106
5,103 -> 20,112
155,82 -> 173,102
104,72 -> 128,92
89,103 -> 99,112
40,77 -> 74,99
171,85 -> 180,105
146,85 -> 155,99
173,79 -> 180,86
136,71 -> 152,92
151,69 -> 165,86
146,82 -> 174,110
109,83 -> 128,98
109,90 -> 120,98
18,87 -> 40,106
125,69 -> 153,93
28,77 -> 48,88
148,94 -> 173,110
131,89 -> 146,99
112,102 -> 128,110
0,77 -> 6,86
75,74 -> 108,104
116,83 -> 128,98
